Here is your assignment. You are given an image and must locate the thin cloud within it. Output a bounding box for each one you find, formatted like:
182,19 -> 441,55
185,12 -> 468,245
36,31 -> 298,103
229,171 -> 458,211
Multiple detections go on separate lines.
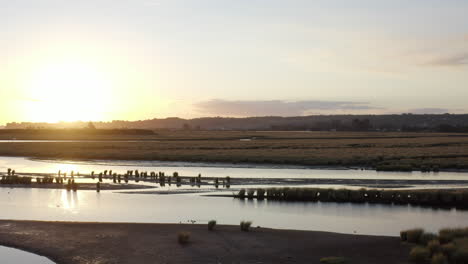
194,99 -> 379,117
424,53 -> 468,67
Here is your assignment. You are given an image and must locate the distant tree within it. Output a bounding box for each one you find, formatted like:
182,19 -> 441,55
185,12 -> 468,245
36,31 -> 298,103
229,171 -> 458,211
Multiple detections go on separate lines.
352,119 -> 371,131
87,122 -> 96,129
182,123 -> 191,130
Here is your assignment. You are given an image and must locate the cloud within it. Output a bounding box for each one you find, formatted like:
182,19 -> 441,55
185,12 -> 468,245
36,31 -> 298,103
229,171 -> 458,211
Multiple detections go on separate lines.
194,99 -> 379,117
407,108 -> 451,114
424,53 -> 468,67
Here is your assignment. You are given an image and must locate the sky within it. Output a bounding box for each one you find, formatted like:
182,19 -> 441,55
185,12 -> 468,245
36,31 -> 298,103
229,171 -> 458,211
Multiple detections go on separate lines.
1,0 -> 468,124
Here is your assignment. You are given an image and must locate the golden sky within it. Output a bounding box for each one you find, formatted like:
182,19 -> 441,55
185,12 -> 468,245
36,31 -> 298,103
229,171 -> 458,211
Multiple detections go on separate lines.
1,0 -> 468,124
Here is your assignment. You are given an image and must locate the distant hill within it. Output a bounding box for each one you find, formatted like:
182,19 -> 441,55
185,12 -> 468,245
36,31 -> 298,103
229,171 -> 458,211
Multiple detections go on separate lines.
5,114 -> 468,132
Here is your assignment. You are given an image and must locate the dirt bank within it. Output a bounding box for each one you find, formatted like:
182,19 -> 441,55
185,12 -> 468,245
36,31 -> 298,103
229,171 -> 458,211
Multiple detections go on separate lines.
0,220 -> 410,264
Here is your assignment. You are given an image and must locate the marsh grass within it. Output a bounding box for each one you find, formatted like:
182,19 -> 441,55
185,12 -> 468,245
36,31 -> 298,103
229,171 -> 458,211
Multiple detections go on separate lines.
235,187 -> 468,208
428,240 -> 442,255
0,176 -> 32,184
238,189 -> 246,199
2,131 -> 468,171
403,226 -> 468,264
407,229 -> 425,243
401,230 -> 408,241
247,189 -> 255,200
257,189 -> 265,200
441,243 -> 456,260
431,253 -> 448,264
409,246 -> 430,263
420,233 -> 438,246
439,228 -> 468,243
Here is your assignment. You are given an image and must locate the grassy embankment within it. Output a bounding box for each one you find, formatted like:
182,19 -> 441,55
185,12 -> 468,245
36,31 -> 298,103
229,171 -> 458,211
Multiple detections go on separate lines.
1,130 -> 468,171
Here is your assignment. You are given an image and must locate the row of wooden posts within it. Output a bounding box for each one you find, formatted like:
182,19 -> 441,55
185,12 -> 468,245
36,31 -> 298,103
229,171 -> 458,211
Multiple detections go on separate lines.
3,168 -> 232,192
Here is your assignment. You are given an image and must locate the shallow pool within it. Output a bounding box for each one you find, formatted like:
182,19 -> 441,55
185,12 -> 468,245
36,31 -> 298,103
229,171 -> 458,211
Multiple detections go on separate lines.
0,246 -> 54,264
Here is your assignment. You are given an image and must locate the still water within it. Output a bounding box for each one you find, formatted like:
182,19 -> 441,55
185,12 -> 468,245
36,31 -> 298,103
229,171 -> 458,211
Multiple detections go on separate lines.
2,156 -> 468,180
1,187 -> 467,237
0,246 -> 55,264
1,156 -> 468,237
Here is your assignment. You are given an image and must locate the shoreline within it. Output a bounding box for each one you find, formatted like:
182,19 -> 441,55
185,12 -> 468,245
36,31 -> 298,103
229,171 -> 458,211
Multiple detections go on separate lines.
0,220 -> 410,264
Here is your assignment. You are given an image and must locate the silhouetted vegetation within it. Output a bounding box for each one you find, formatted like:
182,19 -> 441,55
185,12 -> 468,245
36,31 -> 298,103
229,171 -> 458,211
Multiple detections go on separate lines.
235,187 -> 468,208
0,128 -> 155,136
0,176 -> 32,184
240,221 -> 252,232
320,257 -> 347,264
402,226 -> 468,264
2,130 -> 468,171
409,247 -> 430,263
208,220 -> 216,231
177,232 -> 190,245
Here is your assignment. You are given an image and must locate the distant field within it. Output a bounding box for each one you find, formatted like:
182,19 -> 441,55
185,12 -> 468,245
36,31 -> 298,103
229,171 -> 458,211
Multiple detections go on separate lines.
1,130 -> 468,171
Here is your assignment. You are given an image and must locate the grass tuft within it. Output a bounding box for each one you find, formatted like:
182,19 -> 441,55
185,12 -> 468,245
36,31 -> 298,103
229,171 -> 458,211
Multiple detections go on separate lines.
177,232 -> 190,245
319,257 -> 347,264
240,221 -> 252,232
409,246 -> 430,263
406,228 -> 424,243
208,220 -> 216,231
430,253 -> 448,264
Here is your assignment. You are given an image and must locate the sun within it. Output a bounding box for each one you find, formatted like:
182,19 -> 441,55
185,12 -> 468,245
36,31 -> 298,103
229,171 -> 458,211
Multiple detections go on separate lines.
24,59 -> 113,123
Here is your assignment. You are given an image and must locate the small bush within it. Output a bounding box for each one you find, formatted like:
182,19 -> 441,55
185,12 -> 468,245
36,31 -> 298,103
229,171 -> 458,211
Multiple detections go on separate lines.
409,246 -> 430,263
247,189 -> 255,199
453,247 -> 468,264
238,189 -> 246,199
320,257 -> 347,264
428,240 -> 441,255
407,229 -> 425,243
439,228 -> 468,243
208,220 -> 216,231
178,232 -> 190,245
420,233 -> 438,245
240,221 -> 252,232
440,243 -> 456,259
431,253 -> 448,264
401,230 -> 408,241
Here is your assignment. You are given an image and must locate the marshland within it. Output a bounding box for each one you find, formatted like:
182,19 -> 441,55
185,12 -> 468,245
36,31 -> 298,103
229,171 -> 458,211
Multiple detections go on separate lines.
1,130 -> 468,263
4,0 -> 468,261
2,130 -> 468,171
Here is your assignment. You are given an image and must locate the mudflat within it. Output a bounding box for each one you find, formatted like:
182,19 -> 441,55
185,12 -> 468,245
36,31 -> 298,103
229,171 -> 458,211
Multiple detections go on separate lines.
0,220 -> 410,264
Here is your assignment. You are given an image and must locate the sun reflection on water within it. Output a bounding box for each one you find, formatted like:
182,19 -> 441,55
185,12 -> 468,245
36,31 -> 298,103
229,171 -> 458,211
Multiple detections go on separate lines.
59,190 -> 80,212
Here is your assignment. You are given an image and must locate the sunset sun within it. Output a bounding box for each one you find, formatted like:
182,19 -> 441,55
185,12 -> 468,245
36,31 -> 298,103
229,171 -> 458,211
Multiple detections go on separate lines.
24,60 -> 112,123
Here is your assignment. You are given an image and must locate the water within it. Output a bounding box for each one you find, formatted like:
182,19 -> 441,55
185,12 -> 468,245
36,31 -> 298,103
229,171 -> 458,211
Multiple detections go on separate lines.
1,188 -> 467,237
2,156 -> 468,180
0,246 -> 54,264
2,156 -> 468,190
1,156 -> 468,237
